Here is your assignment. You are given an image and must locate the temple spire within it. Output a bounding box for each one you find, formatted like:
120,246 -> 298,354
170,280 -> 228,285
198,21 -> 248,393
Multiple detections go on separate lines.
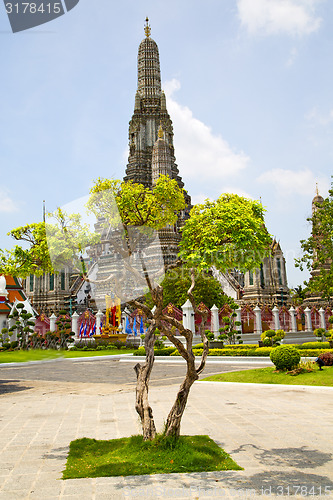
137,20 -> 161,99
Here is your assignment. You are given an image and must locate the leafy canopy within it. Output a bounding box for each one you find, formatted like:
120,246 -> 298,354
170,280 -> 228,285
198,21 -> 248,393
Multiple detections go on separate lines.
180,194 -> 271,271
0,209 -> 99,278
0,176 -> 186,279
145,267 -> 236,310
87,175 -> 185,230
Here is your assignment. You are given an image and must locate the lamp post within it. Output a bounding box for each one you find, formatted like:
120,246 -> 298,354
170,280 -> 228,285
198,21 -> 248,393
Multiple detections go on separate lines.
280,287 -> 284,307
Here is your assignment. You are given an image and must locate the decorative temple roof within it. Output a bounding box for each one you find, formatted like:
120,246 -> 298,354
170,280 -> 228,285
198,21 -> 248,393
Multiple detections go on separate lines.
0,275 -> 29,316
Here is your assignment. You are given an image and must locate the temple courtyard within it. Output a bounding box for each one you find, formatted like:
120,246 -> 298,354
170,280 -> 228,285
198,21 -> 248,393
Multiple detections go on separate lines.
0,355 -> 333,499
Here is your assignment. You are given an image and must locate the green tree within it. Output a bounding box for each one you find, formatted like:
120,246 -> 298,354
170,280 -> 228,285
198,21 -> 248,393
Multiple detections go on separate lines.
179,194 -> 271,271
2,304 -> 35,350
218,305 -> 242,345
145,267 -> 235,310
0,180 -> 271,442
290,285 -> 307,306
296,181 -> 333,301
0,209 -> 98,278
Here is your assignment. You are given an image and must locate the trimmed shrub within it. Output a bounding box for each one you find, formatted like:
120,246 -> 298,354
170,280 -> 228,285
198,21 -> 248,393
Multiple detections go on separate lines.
318,352 -> 333,366
205,330 -> 215,341
133,346 -> 177,356
253,347 -> 273,356
270,345 -> 301,371
300,349 -> 333,357
298,342 -> 330,350
313,328 -> 326,340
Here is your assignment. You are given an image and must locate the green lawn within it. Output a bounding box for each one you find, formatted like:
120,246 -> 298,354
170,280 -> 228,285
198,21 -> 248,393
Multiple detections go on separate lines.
0,349 -> 134,364
62,434 -> 242,479
202,366 -> 333,386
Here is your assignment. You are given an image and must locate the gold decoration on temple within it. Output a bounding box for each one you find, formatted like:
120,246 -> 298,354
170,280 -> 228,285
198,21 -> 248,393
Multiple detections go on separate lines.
316,182 -> 319,196
158,123 -> 164,139
144,17 -> 151,38
102,295 -> 121,335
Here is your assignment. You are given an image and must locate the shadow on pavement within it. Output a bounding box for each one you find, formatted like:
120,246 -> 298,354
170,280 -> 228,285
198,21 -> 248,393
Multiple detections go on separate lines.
230,443 -> 332,468
0,380 -> 32,394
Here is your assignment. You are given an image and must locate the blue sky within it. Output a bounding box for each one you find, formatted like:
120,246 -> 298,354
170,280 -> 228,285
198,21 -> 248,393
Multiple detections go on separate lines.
1,0 -> 332,287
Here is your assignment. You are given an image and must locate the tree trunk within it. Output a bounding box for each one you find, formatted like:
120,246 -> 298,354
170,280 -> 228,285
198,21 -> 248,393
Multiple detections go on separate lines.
164,361 -> 198,437
134,324 -> 157,440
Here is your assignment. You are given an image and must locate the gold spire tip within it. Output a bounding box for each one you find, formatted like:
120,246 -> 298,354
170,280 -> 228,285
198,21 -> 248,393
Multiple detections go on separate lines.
316,182 -> 319,196
144,17 -> 151,38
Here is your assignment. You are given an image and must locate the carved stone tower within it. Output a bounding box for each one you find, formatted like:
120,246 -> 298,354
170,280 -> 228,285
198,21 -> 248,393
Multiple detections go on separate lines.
124,18 -> 191,208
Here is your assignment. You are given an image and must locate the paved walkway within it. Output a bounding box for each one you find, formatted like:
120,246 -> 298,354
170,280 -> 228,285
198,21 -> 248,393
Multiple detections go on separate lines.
0,358 -> 333,499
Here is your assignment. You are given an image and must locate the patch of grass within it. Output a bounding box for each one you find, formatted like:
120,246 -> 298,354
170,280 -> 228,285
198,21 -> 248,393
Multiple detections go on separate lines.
0,349 -> 134,364
0,349 -> 61,363
202,366 -> 333,386
62,434 -> 242,479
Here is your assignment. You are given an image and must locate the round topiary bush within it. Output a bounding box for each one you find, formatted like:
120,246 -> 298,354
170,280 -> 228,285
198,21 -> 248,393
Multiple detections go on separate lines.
270,345 -> 301,371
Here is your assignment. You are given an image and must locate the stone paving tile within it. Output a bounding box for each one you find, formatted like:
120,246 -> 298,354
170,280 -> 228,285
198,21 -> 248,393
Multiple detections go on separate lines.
1,376 -> 333,498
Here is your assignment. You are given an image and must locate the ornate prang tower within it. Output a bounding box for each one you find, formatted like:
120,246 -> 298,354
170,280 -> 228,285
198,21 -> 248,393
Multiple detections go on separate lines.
124,18 -> 191,264
124,18 -> 191,207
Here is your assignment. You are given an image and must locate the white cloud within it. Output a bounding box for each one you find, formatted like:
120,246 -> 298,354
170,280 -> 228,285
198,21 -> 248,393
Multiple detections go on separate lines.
257,167 -> 329,197
237,0 -> 322,37
164,79 -> 249,183
0,189 -> 18,213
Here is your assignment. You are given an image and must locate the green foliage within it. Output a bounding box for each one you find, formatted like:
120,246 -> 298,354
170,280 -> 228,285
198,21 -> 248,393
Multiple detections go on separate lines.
313,328 -> 326,340
133,346 -> 177,356
299,341 -> 330,349
202,366 -> 333,386
270,345 -> 301,371
87,175 -> 185,231
179,193 -> 271,272
261,329 -> 285,346
218,306 -> 242,344
296,178 -> 333,300
145,267 -> 234,310
205,330 -> 215,341
290,285 -> 307,306
0,222 -> 52,277
2,305 -> 35,350
0,209 -> 98,278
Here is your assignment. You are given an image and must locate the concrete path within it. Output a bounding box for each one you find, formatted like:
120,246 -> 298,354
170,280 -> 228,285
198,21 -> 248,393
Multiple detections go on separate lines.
0,360 -> 333,499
